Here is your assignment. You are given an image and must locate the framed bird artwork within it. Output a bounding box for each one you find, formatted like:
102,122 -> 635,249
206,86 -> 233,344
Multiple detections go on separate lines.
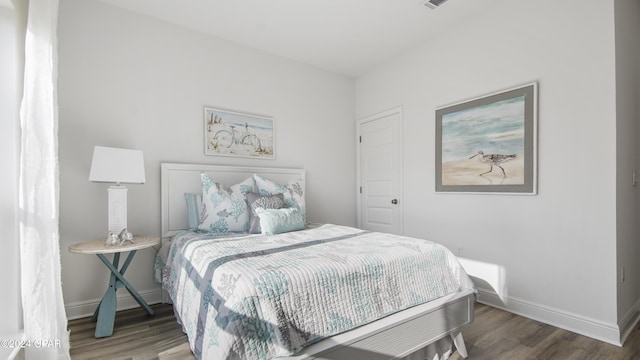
435,82 -> 537,194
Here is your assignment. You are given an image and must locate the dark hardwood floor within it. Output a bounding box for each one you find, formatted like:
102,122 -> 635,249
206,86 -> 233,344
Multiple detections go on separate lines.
69,302 -> 640,359
449,304 -> 640,360
69,304 -> 194,360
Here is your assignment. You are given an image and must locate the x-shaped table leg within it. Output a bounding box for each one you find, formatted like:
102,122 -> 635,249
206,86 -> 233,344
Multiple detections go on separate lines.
91,250 -> 155,338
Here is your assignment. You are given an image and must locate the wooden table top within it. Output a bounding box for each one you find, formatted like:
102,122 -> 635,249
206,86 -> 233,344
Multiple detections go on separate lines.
68,236 -> 161,255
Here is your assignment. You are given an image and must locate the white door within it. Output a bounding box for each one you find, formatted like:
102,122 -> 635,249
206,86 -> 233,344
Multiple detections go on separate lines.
358,107 -> 403,234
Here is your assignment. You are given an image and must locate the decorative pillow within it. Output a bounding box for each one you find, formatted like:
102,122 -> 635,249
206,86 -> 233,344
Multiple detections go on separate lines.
253,174 -> 305,221
246,192 -> 285,234
256,207 -> 305,235
198,173 -> 256,233
184,193 -> 203,230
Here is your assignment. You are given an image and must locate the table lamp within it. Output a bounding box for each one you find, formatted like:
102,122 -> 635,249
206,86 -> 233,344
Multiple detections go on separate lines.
89,146 -> 146,234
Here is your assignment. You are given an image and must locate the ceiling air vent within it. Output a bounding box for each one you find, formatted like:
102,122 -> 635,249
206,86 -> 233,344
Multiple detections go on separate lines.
424,0 -> 448,9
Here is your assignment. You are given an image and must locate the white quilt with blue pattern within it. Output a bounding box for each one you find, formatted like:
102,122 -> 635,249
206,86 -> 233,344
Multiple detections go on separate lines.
161,224 -> 474,360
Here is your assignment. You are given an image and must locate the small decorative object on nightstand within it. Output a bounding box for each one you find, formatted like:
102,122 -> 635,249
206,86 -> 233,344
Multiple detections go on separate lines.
68,236 -> 160,338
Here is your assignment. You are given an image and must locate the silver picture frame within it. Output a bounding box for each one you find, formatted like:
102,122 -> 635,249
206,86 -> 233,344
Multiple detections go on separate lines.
435,83 -> 537,194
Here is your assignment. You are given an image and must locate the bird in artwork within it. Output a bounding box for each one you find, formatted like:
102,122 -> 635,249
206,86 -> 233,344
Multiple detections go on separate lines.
469,150 -> 517,177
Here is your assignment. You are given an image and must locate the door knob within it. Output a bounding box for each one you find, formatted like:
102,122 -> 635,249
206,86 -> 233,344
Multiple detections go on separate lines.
391,199 -> 398,205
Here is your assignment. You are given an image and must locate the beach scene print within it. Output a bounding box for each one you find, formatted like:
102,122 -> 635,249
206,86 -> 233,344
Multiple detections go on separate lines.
441,96 -> 525,186
205,108 -> 274,159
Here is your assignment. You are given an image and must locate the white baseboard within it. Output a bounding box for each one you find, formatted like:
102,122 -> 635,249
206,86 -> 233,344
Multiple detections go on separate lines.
65,288 -> 163,320
477,288 -> 621,346
619,296 -> 640,345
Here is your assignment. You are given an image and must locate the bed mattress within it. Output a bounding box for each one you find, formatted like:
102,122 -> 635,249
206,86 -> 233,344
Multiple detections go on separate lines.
156,224 -> 474,360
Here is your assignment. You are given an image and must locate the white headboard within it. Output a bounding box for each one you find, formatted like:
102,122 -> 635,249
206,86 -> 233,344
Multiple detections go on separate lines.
161,163 -> 305,238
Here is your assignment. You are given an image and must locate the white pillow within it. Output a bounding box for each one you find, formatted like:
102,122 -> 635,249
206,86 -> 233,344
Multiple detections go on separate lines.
198,173 -> 256,232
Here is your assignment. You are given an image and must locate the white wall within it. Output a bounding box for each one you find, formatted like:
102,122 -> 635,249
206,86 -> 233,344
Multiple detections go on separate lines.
356,0 -> 620,344
57,0 -> 355,318
0,0 -> 25,340
614,0 -> 640,335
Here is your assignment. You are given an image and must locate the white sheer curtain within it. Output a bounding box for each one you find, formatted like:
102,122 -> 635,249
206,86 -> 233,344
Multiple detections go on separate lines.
19,0 -> 70,358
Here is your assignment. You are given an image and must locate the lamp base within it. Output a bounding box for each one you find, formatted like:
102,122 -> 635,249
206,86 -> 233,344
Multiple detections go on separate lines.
107,186 -> 128,233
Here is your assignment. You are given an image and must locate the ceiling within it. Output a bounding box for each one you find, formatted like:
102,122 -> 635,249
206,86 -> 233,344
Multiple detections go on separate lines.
97,0 -> 502,77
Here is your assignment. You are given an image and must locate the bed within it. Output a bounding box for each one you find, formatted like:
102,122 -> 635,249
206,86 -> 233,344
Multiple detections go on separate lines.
156,163 -> 476,360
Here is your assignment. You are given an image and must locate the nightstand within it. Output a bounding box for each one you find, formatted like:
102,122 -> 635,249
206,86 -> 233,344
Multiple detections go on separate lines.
68,236 -> 161,338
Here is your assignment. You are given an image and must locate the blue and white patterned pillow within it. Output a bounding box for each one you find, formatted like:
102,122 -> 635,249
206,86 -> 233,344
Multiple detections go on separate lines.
253,174 -> 305,222
255,207 -> 305,235
198,173 -> 256,233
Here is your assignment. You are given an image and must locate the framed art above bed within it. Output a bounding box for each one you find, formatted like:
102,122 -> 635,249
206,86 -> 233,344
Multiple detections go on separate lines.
204,107 -> 275,159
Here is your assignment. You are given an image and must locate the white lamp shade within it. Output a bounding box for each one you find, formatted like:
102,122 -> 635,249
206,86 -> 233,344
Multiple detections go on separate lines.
89,146 -> 146,184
